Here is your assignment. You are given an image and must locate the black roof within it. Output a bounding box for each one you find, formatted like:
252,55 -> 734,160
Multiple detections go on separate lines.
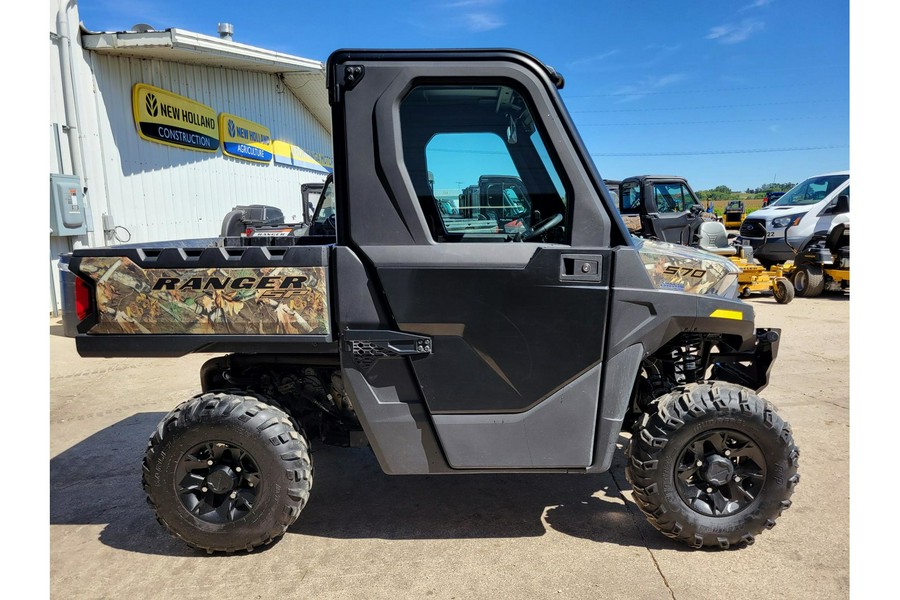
620,175 -> 689,184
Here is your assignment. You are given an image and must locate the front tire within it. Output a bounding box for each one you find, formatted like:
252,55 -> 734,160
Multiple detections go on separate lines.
142,392 -> 313,553
773,277 -> 794,304
626,383 -> 799,549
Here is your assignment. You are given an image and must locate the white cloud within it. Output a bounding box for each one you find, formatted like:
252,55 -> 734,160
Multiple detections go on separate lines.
442,0 -> 506,32
463,12 -> 504,31
569,44 -> 680,73
613,73 -> 687,103
706,19 -> 765,44
741,0 -> 774,12
446,0 -> 503,7
650,74 -> 686,87
569,50 -> 620,68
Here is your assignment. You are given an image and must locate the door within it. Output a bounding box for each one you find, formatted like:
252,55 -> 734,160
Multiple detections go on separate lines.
647,181 -> 700,245
329,50 -> 621,470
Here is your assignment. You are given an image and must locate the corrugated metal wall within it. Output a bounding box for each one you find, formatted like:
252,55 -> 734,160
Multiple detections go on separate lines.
88,53 -> 332,243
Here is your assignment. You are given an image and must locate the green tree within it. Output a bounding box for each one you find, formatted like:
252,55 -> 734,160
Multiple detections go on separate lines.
757,182 -> 796,193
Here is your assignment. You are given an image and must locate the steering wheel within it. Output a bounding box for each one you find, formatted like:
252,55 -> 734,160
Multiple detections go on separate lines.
323,213 -> 337,235
522,213 -> 563,241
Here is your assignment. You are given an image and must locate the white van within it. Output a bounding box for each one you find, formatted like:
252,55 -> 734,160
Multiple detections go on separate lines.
735,171 -> 849,265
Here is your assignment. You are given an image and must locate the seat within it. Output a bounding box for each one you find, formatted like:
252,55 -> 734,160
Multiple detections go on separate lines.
825,223 -> 847,255
698,221 -> 736,256
220,210 -> 245,237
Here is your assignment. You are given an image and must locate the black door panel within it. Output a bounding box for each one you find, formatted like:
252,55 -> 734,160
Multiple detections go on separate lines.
379,247 -> 610,414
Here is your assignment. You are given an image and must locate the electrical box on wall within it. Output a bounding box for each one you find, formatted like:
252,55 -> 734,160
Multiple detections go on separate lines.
50,174 -> 87,236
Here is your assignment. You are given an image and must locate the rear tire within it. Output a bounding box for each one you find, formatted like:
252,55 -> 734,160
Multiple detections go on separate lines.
773,278 -> 794,304
626,383 -> 799,549
142,392 -> 313,553
793,265 -> 824,297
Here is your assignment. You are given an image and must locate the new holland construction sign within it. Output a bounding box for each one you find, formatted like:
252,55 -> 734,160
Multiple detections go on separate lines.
132,84 -> 219,152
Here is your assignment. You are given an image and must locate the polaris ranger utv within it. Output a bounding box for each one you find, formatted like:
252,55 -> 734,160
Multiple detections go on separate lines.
617,175 -> 710,245
60,49 -> 798,553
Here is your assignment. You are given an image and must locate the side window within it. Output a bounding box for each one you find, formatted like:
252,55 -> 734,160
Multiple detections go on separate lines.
681,185 -> 697,211
620,183 -> 641,212
401,85 -> 570,242
651,183 -> 695,213
821,185 -> 850,216
654,183 -> 687,213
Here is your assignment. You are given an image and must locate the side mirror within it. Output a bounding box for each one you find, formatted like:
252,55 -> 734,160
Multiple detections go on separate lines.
835,194 -> 849,214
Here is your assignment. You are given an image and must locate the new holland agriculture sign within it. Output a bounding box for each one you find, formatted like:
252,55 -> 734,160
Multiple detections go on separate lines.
220,113 -> 273,163
132,84 -> 219,152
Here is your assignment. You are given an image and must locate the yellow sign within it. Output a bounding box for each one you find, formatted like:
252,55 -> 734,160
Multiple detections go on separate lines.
312,152 -> 334,172
219,113 -> 273,163
272,140 -> 330,173
272,140 -> 296,166
132,84 -> 218,152
293,146 -> 330,173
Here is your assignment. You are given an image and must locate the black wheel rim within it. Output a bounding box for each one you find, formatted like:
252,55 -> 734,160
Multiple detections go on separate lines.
674,429 -> 766,517
175,441 -> 261,524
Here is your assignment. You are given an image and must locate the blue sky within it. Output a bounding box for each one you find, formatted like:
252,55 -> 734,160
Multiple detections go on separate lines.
76,0 -> 849,191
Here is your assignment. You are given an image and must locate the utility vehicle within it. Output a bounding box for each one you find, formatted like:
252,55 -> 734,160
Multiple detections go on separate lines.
454,174 -> 532,235
617,175 -> 708,245
60,49 -> 798,553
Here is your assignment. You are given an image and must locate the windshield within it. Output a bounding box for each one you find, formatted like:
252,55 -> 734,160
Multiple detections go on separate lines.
773,174 -> 848,207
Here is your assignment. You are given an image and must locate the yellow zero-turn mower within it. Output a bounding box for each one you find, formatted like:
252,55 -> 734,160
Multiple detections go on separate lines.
783,207 -> 849,298
697,221 -> 794,304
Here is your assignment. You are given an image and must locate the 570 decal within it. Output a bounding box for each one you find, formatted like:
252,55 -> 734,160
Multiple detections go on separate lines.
664,266 -> 707,278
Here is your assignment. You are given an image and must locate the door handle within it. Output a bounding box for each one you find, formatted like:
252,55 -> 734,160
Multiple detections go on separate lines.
560,254 -> 602,282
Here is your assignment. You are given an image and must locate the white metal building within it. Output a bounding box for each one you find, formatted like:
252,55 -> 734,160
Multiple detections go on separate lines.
49,0 -> 333,312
